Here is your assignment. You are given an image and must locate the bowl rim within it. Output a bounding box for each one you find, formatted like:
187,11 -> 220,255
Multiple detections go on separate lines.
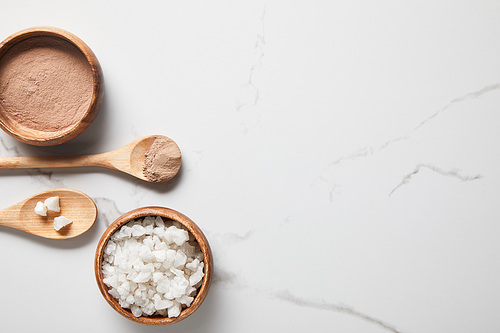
0,26 -> 103,146
94,206 -> 213,326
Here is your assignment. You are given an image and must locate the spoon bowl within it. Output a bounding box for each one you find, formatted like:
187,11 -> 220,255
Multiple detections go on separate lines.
0,188 -> 97,239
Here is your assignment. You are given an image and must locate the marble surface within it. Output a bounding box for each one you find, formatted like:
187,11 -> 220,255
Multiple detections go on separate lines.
1,1 -> 500,332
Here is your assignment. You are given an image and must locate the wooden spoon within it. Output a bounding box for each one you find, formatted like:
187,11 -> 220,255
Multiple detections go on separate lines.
0,188 -> 97,239
0,135 -> 181,183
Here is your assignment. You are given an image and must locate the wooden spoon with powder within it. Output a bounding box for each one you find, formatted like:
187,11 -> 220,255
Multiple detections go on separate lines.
0,135 -> 181,182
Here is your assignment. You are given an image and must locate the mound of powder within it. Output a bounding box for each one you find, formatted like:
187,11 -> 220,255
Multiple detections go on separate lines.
143,136 -> 182,183
0,36 -> 93,133
102,216 -> 205,318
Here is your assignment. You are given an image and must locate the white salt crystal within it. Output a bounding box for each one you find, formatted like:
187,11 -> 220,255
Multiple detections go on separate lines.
139,246 -> 154,261
155,297 -> 173,310
142,301 -> 156,316
153,227 -> 165,237
180,243 -> 195,257
153,250 -> 167,262
170,267 -> 184,277
189,267 -> 204,286
120,226 -> 133,238
173,250 -> 187,268
103,275 -> 119,289
164,290 -> 174,300
143,263 -> 155,272
172,229 -> 189,246
119,299 -> 130,308
131,305 -> 142,317
143,216 -> 155,227
34,201 -> 47,216
145,224 -> 154,235
152,272 -> 163,283
44,196 -> 60,212
171,276 -> 189,298
186,259 -> 200,272
186,286 -> 197,296
104,241 -> 116,255
109,288 -> 120,299
131,225 -> 146,237
126,295 -> 135,304
167,301 -> 182,318
162,226 -> 176,244
53,216 -> 72,231
176,295 -> 194,307
156,278 -> 171,293
143,237 -> 155,250
133,271 -> 151,283
154,216 -> 165,228
164,249 -> 176,267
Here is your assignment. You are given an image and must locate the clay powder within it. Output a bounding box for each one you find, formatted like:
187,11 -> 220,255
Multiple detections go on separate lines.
0,36 -> 93,133
143,136 -> 182,183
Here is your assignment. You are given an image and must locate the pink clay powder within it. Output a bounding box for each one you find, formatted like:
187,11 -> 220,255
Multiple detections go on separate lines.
0,36 -> 93,133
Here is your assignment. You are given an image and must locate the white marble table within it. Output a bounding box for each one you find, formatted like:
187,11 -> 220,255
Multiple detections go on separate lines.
1,1 -> 500,332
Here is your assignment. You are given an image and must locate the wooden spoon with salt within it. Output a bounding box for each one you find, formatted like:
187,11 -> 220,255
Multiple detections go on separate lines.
0,188 -> 97,239
0,135 -> 181,183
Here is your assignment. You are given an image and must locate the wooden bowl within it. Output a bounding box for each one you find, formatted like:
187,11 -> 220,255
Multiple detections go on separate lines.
94,207 -> 213,326
0,27 -> 103,146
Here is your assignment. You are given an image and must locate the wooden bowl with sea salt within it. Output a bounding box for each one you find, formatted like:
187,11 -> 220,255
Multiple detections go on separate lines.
0,27 -> 103,146
94,207 -> 213,326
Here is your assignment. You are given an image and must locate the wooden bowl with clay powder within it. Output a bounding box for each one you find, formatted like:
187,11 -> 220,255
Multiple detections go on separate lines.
95,207 -> 213,326
0,27 -> 103,146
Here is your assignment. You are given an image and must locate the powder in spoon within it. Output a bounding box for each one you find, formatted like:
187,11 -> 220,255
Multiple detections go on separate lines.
143,136 -> 182,183
0,36 -> 93,133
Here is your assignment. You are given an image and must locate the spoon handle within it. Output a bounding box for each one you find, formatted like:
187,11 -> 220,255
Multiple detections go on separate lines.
0,154 -> 110,169
0,203 -> 25,231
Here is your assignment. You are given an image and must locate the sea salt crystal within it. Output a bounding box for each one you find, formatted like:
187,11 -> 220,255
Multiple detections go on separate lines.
168,301 -> 182,318
53,216 -> 72,231
189,264 -> 204,286
172,229 -> 189,246
186,259 -> 200,272
102,216 -> 205,318
131,225 -> 147,237
44,196 -> 60,212
34,201 -> 47,216
176,295 -> 194,307
173,250 -> 187,268
131,305 -> 142,317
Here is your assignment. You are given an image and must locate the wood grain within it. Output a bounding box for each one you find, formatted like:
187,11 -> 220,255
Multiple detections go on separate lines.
0,188 -> 97,239
0,26 -> 103,146
0,135 -> 181,183
94,206 -> 213,326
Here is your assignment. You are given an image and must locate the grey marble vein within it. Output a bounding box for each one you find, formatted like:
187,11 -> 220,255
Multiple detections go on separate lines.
236,7 -> 265,115
316,82 -> 500,190
214,271 -> 402,333
209,227 -> 401,332
311,147 -> 374,187
27,169 -> 66,188
255,7 -> 265,66
410,82 -> 500,135
389,163 -> 482,196
0,136 -> 21,156
273,290 -> 402,333
93,197 -> 124,227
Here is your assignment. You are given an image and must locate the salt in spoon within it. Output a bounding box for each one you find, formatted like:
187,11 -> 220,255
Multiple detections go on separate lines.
0,188 -> 97,239
0,135 -> 181,183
